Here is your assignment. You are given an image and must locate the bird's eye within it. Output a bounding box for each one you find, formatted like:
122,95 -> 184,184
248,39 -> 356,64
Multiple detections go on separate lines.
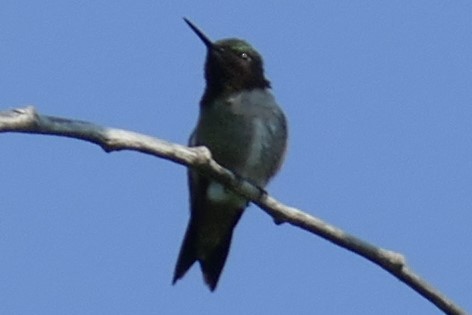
240,52 -> 251,61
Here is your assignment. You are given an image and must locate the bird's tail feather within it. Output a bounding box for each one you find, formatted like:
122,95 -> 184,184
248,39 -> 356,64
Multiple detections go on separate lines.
172,222 -> 198,285
199,231 -> 234,291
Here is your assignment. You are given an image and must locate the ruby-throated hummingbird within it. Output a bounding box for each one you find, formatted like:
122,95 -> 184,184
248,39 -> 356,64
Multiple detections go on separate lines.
173,18 -> 288,291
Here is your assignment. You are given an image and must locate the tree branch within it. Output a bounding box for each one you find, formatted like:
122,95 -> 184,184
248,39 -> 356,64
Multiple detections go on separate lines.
0,106 -> 466,315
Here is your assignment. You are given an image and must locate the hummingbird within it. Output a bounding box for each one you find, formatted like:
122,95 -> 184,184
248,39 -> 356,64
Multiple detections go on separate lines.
173,18 -> 288,291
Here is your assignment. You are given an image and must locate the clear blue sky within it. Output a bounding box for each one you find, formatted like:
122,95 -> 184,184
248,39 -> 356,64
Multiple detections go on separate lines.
1,1 -> 471,314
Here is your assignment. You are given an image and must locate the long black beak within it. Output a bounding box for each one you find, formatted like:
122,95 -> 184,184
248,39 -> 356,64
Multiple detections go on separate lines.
183,18 -> 214,50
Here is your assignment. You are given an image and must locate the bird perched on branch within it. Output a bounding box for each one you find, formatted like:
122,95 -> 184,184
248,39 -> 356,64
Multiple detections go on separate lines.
173,18 -> 288,291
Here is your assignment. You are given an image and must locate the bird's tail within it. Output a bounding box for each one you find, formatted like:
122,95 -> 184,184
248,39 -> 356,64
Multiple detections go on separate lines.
172,209 -> 243,291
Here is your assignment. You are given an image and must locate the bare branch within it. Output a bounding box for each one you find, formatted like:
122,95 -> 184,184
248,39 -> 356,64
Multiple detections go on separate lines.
0,106 -> 466,315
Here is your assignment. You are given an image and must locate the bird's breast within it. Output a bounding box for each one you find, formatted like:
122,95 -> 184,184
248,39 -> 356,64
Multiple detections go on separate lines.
197,89 -> 286,186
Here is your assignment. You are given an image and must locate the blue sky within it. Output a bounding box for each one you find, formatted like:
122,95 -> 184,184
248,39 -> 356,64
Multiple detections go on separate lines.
1,1 -> 471,314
